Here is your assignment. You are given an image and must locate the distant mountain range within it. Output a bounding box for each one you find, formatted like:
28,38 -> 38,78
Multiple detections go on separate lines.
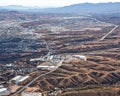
0,2 -> 120,14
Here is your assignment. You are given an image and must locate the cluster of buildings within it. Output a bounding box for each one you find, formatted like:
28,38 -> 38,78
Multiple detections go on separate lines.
11,75 -> 30,85
21,92 -> 42,96
65,55 -> 87,62
0,53 -> 87,95
0,75 -> 30,95
30,55 -> 62,62
30,55 -> 63,70
0,85 -> 10,96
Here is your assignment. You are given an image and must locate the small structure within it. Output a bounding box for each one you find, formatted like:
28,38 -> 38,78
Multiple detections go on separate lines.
0,85 -> 4,88
49,56 -> 54,60
73,55 -> 87,61
18,76 -> 29,83
30,56 -> 45,62
0,85 -> 9,95
6,63 -> 13,67
11,75 -> 22,82
37,65 -> 49,69
43,55 -> 54,61
2,63 -> 16,68
11,75 -> 29,84
37,65 -> 56,70
21,92 -> 42,96
30,58 -> 41,62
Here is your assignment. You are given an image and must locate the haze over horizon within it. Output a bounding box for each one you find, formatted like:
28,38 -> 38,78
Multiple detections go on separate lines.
0,0 -> 120,8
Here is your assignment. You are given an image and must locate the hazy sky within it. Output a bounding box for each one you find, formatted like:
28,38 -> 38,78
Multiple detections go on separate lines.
0,0 -> 119,7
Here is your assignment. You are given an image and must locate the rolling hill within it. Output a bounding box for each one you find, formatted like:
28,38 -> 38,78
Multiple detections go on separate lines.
0,2 -> 120,14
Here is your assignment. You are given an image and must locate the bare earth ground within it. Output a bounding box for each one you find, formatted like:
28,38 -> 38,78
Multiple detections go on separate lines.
0,12 -> 120,96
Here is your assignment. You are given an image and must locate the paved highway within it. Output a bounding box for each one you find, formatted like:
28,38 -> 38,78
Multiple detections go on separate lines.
11,59 -> 64,96
86,15 -> 119,42
99,25 -> 119,41
11,31 -> 61,96
11,15 -> 119,96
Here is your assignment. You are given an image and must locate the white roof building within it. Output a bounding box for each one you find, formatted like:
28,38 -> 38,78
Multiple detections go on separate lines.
18,76 -> 29,82
11,75 -> 30,84
11,75 -> 22,81
37,65 -> 49,68
37,65 -> 56,70
0,88 -> 9,95
22,92 -> 42,96
30,58 -> 41,62
49,56 -> 54,60
73,55 -> 87,61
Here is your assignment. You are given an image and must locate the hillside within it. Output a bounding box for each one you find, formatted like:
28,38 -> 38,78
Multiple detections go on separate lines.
59,2 -> 120,14
0,3 -> 120,96
0,2 -> 120,14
